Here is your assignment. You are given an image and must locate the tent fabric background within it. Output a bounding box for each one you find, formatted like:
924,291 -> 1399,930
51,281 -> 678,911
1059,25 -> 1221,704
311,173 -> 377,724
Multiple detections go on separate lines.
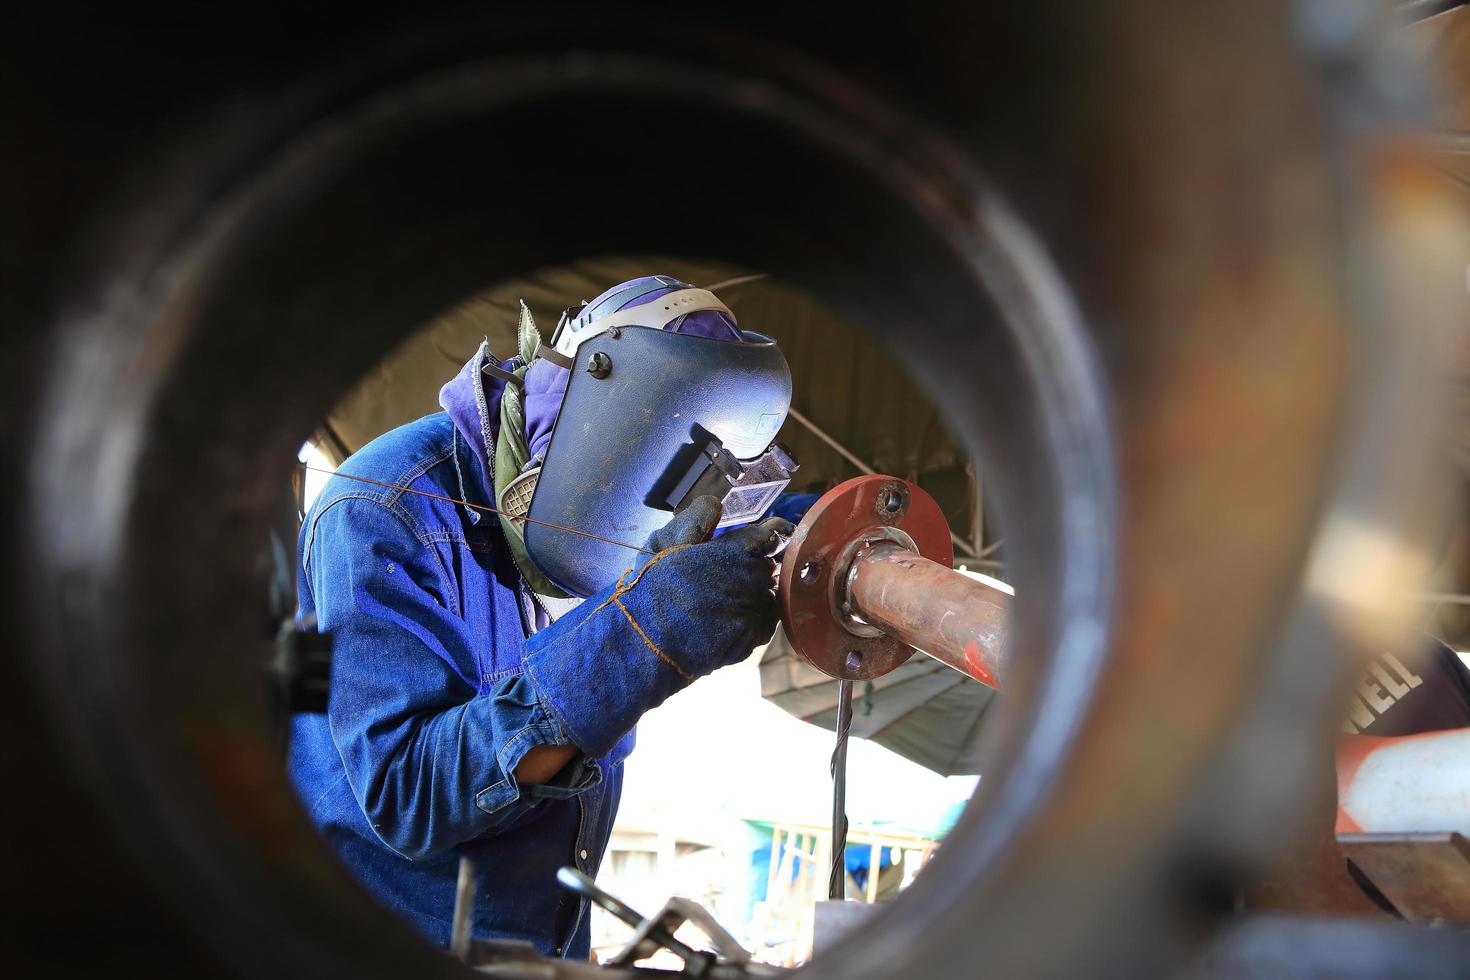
321,255 -> 978,538
758,626 -> 999,777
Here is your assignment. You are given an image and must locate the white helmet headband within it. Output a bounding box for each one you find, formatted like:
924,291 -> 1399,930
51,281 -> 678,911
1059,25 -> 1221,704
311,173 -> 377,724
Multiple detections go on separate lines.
552,287 -> 735,359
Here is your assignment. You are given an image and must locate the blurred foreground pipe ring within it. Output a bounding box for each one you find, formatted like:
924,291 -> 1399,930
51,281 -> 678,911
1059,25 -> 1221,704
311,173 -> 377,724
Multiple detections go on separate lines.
13,3 -> 1468,978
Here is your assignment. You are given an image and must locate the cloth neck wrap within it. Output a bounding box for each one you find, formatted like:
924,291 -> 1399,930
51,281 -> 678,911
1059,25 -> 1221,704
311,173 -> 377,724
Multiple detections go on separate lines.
494,302 -> 569,600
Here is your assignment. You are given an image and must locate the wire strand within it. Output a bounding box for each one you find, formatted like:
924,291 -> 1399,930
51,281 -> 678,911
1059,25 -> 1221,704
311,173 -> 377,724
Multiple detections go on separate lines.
296,463 -> 655,556
828,678 -> 854,900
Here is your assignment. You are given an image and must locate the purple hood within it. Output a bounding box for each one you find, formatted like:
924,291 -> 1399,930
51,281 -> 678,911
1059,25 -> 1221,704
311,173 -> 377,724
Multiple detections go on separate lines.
439,277 -> 742,496
438,342 -> 510,494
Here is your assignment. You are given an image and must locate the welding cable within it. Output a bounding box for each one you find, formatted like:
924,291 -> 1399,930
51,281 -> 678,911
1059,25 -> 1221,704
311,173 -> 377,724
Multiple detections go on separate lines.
297,462 -> 654,556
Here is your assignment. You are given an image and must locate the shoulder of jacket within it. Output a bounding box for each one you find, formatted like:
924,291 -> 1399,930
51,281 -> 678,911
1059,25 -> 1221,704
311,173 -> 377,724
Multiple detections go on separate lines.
303,414 -> 461,562
335,413 -> 457,493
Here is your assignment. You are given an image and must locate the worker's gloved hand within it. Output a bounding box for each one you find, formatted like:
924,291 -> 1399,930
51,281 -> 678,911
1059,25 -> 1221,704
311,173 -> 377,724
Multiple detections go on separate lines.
523,502 -> 794,757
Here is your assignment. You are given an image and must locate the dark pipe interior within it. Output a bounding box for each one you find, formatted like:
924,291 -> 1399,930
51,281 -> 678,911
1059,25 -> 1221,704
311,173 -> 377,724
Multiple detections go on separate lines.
2,1 -> 1158,963
21,45 -> 1111,980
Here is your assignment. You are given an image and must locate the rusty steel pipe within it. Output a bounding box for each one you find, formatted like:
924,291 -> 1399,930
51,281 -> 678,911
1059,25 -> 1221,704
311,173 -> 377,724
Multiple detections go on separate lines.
844,542 -> 1010,689
779,474 -> 1007,685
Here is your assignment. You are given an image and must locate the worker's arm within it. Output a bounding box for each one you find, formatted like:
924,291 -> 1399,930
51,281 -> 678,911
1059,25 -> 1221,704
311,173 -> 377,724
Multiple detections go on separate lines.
523,504 -> 792,758
516,496 -> 753,771
306,497 -> 601,861
515,744 -> 578,783
1336,728 -> 1470,834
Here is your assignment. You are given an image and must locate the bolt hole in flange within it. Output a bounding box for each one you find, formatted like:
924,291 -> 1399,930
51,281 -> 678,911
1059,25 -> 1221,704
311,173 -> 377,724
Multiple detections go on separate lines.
20,6 -> 1446,980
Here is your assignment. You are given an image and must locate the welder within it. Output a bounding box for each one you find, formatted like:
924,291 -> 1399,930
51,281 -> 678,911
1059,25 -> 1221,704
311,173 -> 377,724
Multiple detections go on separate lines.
288,276 -> 797,957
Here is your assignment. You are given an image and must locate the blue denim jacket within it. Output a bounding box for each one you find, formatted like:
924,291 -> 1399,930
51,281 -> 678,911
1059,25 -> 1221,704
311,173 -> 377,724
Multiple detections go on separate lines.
289,410 -> 633,958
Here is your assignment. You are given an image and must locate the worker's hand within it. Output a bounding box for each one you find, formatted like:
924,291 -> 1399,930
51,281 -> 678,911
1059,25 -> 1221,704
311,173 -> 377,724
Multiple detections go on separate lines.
640,513 -> 794,666
522,509 -> 794,757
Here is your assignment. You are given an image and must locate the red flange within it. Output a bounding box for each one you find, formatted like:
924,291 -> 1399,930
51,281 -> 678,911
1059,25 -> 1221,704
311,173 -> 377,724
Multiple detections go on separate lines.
778,475 -> 954,680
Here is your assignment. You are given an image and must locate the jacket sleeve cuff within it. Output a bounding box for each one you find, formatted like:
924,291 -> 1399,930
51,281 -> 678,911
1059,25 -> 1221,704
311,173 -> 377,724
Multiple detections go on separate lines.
472,679 -> 602,818
522,618 -> 662,758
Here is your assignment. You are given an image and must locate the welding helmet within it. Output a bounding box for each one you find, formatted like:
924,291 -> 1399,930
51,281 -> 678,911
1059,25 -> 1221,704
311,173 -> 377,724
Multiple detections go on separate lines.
517,276 -> 796,597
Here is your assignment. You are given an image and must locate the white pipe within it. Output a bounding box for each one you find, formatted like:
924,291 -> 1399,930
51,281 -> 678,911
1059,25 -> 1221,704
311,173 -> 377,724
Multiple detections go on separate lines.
1337,728 -> 1470,834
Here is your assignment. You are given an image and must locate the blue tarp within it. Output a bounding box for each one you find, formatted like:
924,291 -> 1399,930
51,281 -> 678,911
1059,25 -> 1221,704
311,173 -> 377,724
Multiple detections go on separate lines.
745,823 -> 901,905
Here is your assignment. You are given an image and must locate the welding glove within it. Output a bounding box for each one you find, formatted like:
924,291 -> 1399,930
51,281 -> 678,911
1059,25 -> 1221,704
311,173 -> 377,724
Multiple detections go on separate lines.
645,494 -> 725,554
523,497 -> 793,757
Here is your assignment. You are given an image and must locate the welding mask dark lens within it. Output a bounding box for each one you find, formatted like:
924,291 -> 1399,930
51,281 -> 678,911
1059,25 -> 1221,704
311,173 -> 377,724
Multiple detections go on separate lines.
660,433 -> 798,528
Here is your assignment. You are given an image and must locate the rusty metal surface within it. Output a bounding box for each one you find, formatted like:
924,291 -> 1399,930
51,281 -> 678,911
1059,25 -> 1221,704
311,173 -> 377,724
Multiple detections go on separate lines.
775,473 -> 1009,687
778,475 -> 953,681
1246,754 -> 1392,918
845,543 -> 1009,688
1340,833 -> 1470,926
